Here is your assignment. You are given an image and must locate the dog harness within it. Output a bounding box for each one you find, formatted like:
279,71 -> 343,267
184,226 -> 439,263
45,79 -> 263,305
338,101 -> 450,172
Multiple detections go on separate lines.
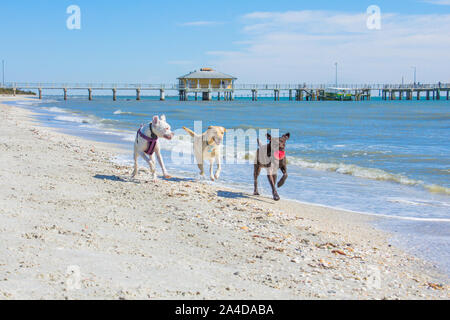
137,123 -> 158,156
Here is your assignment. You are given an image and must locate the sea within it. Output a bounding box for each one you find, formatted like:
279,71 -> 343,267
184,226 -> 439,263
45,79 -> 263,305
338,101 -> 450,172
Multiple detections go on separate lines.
8,94 -> 450,276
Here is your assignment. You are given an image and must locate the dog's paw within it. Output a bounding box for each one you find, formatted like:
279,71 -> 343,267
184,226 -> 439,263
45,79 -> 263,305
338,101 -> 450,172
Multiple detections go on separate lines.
273,194 -> 280,201
210,176 -> 215,182
214,173 -> 220,180
253,191 -> 260,196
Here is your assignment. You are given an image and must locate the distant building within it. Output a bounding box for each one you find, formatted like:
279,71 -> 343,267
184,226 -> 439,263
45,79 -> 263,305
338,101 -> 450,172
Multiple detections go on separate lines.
177,68 -> 237,101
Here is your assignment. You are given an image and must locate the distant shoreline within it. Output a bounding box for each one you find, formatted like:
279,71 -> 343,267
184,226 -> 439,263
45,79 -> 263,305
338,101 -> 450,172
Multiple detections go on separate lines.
0,88 -> 35,95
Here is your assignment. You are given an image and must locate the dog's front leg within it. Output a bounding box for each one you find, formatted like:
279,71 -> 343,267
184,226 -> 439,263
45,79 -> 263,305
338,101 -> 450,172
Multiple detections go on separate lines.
277,164 -> 288,188
253,164 -> 261,195
267,168 -> 280,201
139,152 -> 157,182
149,154 -> 157,182
214,153 -> 222,180
155,145 -> 170,179
131,144 -> 139,178
209,158 -> 216,181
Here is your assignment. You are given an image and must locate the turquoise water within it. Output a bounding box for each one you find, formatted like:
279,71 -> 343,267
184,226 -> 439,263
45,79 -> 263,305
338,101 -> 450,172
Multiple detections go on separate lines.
10,96 -> 450,275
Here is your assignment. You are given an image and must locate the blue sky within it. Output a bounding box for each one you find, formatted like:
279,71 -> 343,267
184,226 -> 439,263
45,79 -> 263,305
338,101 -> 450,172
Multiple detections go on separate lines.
1,0 -> 449,84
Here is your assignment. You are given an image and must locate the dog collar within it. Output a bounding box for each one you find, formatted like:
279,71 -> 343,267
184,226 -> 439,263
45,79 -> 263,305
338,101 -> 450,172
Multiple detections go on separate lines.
274,150 -> 285,160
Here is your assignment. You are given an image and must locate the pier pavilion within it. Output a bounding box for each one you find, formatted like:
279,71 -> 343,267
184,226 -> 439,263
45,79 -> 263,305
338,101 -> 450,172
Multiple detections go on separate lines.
177,68 -> 237,101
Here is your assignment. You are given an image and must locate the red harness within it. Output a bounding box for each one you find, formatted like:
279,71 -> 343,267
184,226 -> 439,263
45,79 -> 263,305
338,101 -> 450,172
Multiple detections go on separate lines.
137,124 -> 158,156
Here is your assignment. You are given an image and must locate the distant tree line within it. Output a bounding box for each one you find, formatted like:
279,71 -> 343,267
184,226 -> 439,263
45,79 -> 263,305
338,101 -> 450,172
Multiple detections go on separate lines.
0,88 -> 36,95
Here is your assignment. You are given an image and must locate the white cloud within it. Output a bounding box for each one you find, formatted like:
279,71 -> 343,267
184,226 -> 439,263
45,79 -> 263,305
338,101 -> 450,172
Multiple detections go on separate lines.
206,10 -> 450,83
422,0 -> 450,5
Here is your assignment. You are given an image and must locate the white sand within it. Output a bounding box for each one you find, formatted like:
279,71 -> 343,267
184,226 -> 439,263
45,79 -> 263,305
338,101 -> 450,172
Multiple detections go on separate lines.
0,96 -> 448,300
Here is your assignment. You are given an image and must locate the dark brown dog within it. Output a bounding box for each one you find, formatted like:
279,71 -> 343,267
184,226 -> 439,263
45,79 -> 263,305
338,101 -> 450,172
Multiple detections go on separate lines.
253,133 -> 290,201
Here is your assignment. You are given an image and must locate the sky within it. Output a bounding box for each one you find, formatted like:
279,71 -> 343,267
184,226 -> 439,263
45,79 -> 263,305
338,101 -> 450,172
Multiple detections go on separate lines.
0,0 -> 449,84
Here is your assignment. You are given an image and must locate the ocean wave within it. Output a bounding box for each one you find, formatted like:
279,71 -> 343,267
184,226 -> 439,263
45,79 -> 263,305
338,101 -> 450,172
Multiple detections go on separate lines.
113,109 -> 149,117
425,184 -> 450,196
54,115 -> 91,124
288,157 -> 450,195
42,107 -> 68,113
387,198 -> 450,207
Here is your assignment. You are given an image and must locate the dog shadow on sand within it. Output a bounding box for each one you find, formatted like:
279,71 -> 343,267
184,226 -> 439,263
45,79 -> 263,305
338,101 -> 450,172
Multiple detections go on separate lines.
217,190 -> 275,204
93,174 -> 194,184
93,174 -> 275,203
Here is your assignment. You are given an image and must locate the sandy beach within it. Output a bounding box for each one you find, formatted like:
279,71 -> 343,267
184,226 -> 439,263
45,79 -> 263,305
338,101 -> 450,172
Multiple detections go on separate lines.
0,96 -> 448,300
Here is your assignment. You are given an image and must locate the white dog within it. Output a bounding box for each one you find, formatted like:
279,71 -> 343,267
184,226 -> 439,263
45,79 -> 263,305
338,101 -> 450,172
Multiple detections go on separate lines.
131,115 -> 174,181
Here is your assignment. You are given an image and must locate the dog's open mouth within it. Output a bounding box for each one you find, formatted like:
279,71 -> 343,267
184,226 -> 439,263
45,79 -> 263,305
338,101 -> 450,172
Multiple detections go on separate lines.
163,134 -> 174,140
213,137 -> 222,145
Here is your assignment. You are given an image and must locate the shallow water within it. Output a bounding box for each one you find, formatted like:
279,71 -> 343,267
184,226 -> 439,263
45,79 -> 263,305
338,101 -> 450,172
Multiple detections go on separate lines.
9,96 -> 450,275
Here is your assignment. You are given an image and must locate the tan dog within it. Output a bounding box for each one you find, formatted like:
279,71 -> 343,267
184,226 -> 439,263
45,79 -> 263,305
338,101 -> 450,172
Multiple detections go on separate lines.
183,126 -> 226,181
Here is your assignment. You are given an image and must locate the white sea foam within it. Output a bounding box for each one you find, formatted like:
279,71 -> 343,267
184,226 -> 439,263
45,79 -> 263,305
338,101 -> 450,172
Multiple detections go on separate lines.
387,198 -> 450,208
54,115 -> 91,124
43,107 -> 68,113
113,109 -> 149,117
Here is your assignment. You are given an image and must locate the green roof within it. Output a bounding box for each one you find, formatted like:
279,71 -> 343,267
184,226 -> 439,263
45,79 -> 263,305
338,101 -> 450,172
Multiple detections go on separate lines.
178,69 -> 237,80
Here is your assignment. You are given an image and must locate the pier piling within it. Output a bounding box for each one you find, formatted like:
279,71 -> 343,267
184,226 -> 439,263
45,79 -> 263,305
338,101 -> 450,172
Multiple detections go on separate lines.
251,89 -> 258,101
64,88 -> 68,101
202,91 -> 210,101
112,89 -> 117,101
38,88 -> 42,99
160,89 -> 165,101
136,89 -> 141,101
274,89 -> 280,101
88,88 -> 92,101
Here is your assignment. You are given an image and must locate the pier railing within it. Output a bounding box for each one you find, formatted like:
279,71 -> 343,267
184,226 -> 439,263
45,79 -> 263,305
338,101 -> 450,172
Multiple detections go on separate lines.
2,82 -> 450,90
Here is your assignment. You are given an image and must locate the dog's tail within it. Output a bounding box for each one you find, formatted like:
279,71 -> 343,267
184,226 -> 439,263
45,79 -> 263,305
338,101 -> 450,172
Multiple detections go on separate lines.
182,126 -> 197,137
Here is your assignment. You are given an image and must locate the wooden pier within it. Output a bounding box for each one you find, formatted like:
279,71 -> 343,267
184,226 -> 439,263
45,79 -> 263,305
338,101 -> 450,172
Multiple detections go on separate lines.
2,82 -> 449,102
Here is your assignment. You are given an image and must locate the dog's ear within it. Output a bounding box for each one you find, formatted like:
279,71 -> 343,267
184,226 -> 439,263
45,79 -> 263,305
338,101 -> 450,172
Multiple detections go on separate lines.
266,133 -> 272,141
160,114 -> 166,122
283,133 -> 290,140
152,115 -> 159,124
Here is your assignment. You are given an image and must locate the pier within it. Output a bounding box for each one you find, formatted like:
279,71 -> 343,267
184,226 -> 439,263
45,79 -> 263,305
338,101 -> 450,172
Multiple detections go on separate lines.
2,82 -> 449,102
